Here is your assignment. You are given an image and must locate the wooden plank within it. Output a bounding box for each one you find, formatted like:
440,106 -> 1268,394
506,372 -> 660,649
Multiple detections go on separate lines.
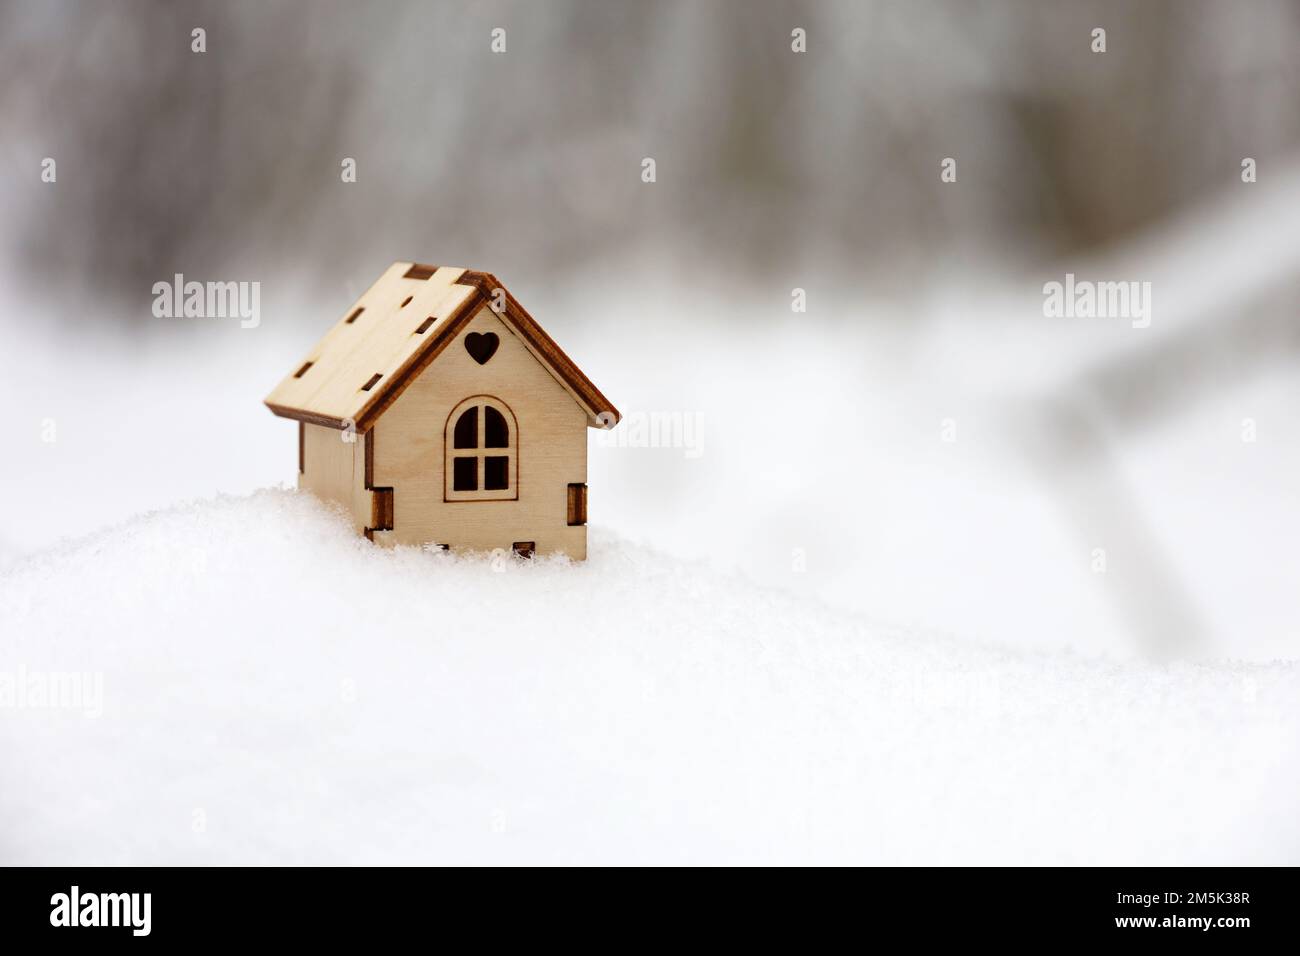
316,276 -> 469,425
349,281 -> 476,431
299,422 -> 369,534
264,263 -> 469,426
456,271 -> 620,428
371,304 -> 588,559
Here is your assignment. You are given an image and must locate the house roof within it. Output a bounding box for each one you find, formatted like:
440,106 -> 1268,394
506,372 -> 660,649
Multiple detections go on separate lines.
264,263 -> 620,432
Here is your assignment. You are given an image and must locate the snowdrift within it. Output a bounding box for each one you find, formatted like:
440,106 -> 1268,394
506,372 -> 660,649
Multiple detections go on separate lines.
1,490 -> 1296,864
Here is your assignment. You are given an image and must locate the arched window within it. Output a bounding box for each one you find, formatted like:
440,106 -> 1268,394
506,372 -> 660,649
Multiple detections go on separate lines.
445,397 -> 518,501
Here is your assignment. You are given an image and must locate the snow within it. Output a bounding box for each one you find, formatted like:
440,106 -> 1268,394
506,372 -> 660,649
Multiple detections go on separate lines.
2,490 -> 1296,865
4,249 -> 1300,662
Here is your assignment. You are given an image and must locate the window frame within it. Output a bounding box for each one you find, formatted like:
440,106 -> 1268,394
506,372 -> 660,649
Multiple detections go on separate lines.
444,396 -> 519,502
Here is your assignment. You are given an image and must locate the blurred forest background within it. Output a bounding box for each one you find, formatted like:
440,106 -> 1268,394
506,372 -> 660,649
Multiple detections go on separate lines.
2,0 -> 1299,660
5,0 -> 1299,302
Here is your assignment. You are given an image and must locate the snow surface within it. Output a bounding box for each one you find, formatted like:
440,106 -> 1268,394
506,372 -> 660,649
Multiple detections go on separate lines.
1,490 -> 1296,865
6,262 -> 1300,663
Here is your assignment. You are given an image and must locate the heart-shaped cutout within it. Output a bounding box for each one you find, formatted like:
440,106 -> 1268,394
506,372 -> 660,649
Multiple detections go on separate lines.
464,331 -> 499,365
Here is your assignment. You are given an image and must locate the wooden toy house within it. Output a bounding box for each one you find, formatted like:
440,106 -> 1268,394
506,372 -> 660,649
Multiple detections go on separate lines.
265,263 -> 619,559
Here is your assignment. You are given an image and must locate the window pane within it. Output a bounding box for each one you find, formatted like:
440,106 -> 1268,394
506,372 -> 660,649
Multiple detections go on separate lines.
453,456 -> 478,491
484,406 -> 509,448
453,408 -> 478,448
484,456 -> 509,490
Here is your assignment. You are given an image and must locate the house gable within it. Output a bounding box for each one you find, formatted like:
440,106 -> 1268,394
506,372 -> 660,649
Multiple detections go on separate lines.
264,263 -> 619,433
366,301 -> 588,554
